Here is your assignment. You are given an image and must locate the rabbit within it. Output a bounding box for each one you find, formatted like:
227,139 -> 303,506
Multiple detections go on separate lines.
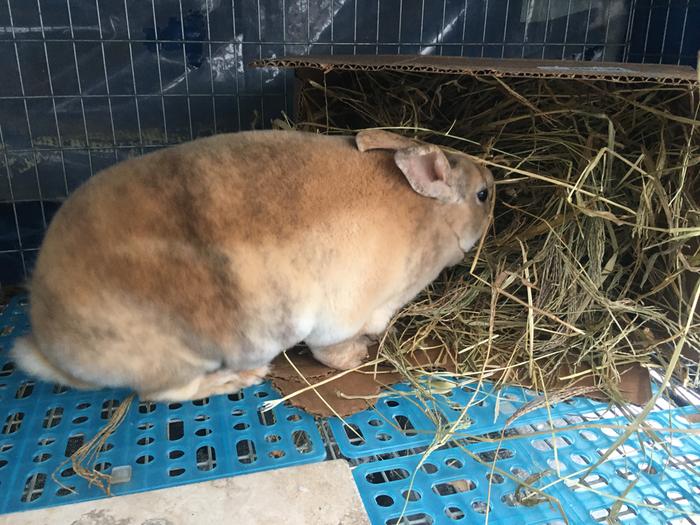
11,129 -> 494,402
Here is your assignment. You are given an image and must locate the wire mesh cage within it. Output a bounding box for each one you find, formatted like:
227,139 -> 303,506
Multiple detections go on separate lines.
0,0 -> 698,284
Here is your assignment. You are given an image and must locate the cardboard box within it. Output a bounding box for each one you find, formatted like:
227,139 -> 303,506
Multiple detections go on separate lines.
252,55 -> 698,416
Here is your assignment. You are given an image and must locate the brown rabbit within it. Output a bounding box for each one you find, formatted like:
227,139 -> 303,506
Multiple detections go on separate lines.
11,129 -> 494,401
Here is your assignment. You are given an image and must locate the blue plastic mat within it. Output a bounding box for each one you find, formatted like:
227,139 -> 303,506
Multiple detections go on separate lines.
2,295 -> 700,525
352,408 -> 700,524
327,380 -> 607,459
0,296 -> 327,515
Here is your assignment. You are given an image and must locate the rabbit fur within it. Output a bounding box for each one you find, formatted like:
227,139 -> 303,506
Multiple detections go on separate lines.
11,129 -> 494,401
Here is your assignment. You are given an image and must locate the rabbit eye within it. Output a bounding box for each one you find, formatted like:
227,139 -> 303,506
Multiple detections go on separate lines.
477,189 -> 488,202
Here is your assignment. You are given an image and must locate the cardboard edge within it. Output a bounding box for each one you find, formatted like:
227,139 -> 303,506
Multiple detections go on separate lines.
250,55 -> 698,85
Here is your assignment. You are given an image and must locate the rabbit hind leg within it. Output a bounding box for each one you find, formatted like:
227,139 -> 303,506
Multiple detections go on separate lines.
141,365 -> 269,402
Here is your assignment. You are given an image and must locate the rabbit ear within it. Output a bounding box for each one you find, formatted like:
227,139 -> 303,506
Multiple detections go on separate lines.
355,129 -> 418,152
394,145 -> 457,203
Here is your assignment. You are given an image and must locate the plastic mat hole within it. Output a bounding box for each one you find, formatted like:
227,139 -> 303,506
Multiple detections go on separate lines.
486,473 -> 504,484
168,467 -> 185,477
32,453 -> 51,463
644,496 -> 662,507
471,501 -> 489,514
233,422 -> 249,431
590,508 -> 609,521
194,414 -> 210,422
571,453 -> 590,465
64,434 -> 84,456
344,424 -> 366,446
385,400 -> 400,407
445,506 -> 465,520
192,397 -> 209,407
477,448 -> 513,462
580,430 -> 597,441
368,419 -> 382,427
52,385 -> 68,395
101,399 -> 120,419
0,362 -> 14,377
616,467 -> 634,480
445,458 -> 463,469
196,445 -> 217,471
99,442 -> 114,452
195,427 -> 212,437
432,480 -> 475,495
638,462 -> 658,475
265,434 -> 281,443
0,459 -> 7,469
366,468 -> 410,484
21,472 -> 46,502
386,514 -> 433,525
582,474 -> 608,490
56,486 -> 75,497
394,415 -> 417,436
236,439 -> 257,464
375,494 -> 394,507
15,381 -> 34,399
76,402 -> 91,410
286,413 -> 301,422
293,430 -> 312,454
228,392 -> 244,401
257,407 -> 276,426
168,403 -> 182,410
61,467 -> 75,478
169,450 -> 184,459
376,433 -> 392,442
137,436 -> 155,446
136,454 -> 154,465
72,415 -> 88,424
255,390 -> 269,398
402,489 -> 421,501
94,462 -> 111,473
0,443 -> 12,452
668,490 -> 689,505
533,437 -> 572,451
138,402 -> 156,414
37,438 -> 54,447
268,449 -> 285,459
137,422 -> 154,431
2,411 -> 24,434
510,467 -> 529,480
168,419 -> 184,441
420,463 -> 438,474
231,408 -> 245,417
42,407 -> 63,429
671,454 -> 700,469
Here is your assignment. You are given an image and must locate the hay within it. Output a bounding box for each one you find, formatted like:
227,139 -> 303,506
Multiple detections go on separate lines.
275,69 -> 700,522
53,394 -> 135,496
281,70 -> 700,398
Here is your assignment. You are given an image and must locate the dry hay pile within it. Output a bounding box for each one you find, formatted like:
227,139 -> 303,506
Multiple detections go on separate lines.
278,70 -> 700,404
271,69 -> 700,521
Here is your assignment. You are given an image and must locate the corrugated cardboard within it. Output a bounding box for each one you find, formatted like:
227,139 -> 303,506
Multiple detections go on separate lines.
252,54 -> 697,83
252,54 -> 693,415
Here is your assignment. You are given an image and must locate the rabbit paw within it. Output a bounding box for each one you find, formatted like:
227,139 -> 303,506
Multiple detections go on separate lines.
310,337 -> 369,370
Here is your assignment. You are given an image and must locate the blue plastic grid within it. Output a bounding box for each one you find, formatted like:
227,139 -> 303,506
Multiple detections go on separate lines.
0,296 -> 327,515
352,408 -> 700,524
352,439 -> 567,525
2,293 -> 700,525
328,379 -> 607,459
509,409 -> 700,524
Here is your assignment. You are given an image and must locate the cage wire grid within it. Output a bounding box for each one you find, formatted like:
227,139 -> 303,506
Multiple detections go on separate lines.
1,0 -> 699,283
